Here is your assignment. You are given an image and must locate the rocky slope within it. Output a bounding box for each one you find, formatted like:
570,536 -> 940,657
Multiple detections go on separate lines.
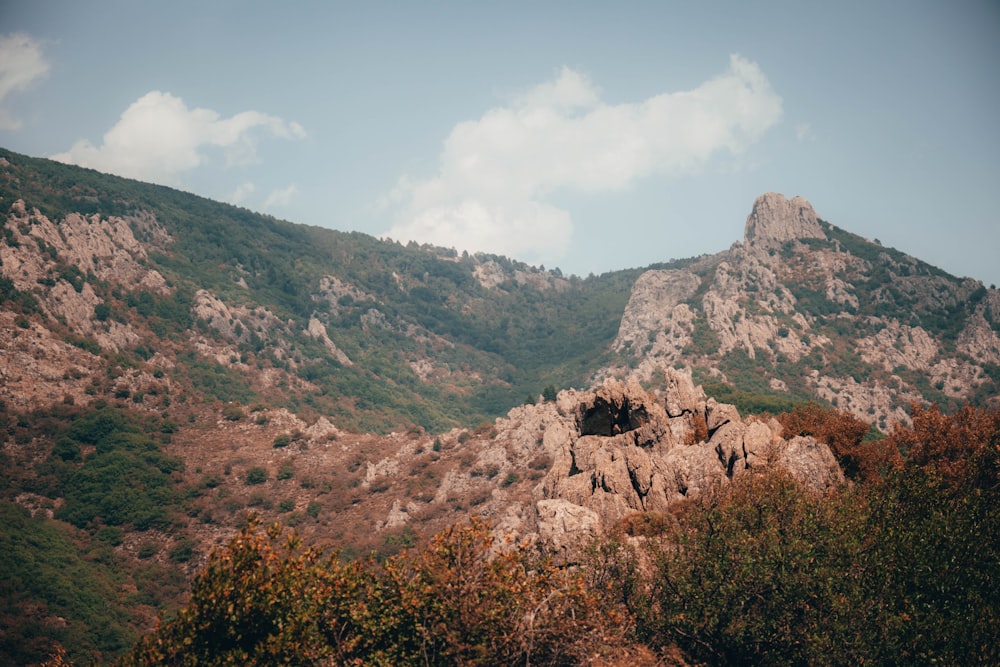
142,367 -> 844,565
608,192 -> 1000,429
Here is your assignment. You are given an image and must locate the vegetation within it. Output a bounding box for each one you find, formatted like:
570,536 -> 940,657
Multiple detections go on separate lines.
16,403 -> 992,665
0,501 -> 137,665
3,148 -> 1000,665
29,406 -> 185,532
115,518 -> 620,666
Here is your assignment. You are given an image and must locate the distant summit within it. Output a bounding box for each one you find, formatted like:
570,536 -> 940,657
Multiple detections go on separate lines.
610,191 -> 1000,430
744,192 -> 826,245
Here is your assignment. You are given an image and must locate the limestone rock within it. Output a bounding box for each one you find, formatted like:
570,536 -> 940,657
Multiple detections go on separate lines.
306,317 -> 353,366
663,367 -> 705,417
706,398 -> 740,433
535,499 -> 600,563
743,192 -> 826,246
774,436 -> 844,492
614,269 -> 700,350
513,369 -> 845,555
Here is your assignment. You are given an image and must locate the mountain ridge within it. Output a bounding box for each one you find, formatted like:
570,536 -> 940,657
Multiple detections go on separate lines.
604,191 -> 1000,429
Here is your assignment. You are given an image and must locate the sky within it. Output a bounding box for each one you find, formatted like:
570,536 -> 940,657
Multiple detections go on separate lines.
1,1 -> 998,286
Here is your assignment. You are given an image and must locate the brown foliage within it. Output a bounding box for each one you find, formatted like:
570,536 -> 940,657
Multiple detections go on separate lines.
686,412 -> 709,445
114,516 -> 627,666
777,402 -> 898,482
886,403 -> 1000,493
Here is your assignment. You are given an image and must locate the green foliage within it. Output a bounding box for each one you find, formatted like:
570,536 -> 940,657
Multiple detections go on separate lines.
702,379 -> 801,416
177,352 -> 256,404
626,405 -> 1000,665
42,407 -> 183,531
0,501 -> 137,665
638,472 -> 866,665
685,310 -> 721,353
244,467 -> 267,485
168,539 -> 198,564
0,274 -> 41,314
221,403 -> 244,421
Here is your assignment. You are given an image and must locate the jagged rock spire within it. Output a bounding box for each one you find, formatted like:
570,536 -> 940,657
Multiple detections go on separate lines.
744,192 -> 826,245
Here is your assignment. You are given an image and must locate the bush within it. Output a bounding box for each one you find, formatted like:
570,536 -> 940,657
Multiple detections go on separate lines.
244,467 -> 267,485
221,403 -> 244,421
168,539 -> 197,563
637,471 -> 868,665
272,433 -> 292,448
119,518 -> 623,666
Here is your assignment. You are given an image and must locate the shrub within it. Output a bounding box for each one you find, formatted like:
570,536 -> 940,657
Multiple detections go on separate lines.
272,433 -> 291,448
138,543 -> 158,559
168,539 -> 197,563
244,467 -> 267,485
638,471 -> 866,665
118,518 -> 624,665
777,402 -> 896,482
221,403 -> 244,421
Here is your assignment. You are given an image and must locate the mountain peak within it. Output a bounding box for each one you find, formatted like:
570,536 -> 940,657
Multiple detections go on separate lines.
744,192 -> 826,246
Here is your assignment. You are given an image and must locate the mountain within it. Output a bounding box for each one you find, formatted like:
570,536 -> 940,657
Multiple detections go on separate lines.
606,192 -> 1000,428
0,148 -> 649,434
2,148 -> 999,663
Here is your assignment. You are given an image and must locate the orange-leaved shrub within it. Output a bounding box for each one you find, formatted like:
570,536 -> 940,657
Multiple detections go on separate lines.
114,516 -> 623,666
777,402 -> 899,482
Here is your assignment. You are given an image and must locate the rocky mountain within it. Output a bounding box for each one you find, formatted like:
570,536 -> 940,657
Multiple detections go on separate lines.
607,192 -> 1000,430
2,148 -> 998,662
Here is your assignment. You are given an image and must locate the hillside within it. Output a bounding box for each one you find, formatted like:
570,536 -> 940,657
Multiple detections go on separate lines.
2,149 -> 999,664
0,148 -> 660,434
606,192 -> 1000,427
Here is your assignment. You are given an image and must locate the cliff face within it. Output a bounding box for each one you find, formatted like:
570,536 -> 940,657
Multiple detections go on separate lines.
609,193 -> 1000,430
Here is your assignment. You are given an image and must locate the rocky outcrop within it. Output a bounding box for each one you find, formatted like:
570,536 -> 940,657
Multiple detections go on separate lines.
743,192 -> 826,246
0,200 -> 168,351
306,317 -> 353,366
486,368 -> 843,560
606,192 -> 1000,429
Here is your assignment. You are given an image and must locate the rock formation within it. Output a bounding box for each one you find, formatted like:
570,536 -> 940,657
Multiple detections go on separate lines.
608,192 -> 1000,430
743,192 -> 826,246
489,368 -> 843,560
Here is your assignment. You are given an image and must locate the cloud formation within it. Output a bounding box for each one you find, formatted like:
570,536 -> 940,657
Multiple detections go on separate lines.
52,91 -> 305,184
0,33 -> 50,130
264,184 -> 299,208
384,55 -> 782,264
229,181 -> 256,205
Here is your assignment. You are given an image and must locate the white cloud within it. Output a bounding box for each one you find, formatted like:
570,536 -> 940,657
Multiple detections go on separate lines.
384,55 -> 782,263
229,181 -> 256,205
796,123 -> 813,143
51,91 -> 306,184
0,33 -> 50,130
264,184 -> 298,208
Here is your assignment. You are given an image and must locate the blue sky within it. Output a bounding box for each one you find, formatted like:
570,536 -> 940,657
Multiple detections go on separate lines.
1,1 -> 998,286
